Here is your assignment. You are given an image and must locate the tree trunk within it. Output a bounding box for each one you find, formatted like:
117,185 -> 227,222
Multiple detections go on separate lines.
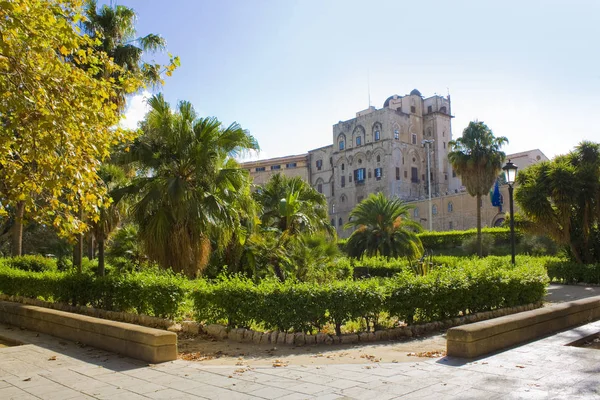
98,239 -> 105,276
11,201 -> 25,257
73,235 -> 83,273
73,208 -> 84,273
569,240 -> 584,264
272,262 -> 285,282
87,232 -> 95,260
476,194 -> 482,258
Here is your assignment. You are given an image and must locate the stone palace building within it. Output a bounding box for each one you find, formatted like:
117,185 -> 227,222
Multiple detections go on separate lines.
242,90 -> 547,238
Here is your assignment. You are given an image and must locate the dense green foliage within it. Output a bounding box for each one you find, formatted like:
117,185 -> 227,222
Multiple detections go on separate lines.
516,141 -> 600,264
0,256 -> 550,332
0,263 -> 188,318
344,193 -> 423,259
418,227 -> 516,250
545,259 -> 600,284
1,255 -> 57,273
448,121 -> 508,256
192,257 -> 548,334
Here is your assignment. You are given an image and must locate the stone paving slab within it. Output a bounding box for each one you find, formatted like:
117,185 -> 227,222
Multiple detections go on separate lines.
1,320 -> 600,399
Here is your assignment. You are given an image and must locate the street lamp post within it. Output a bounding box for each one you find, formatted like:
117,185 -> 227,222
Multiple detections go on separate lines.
502,160 -> 518,264
422,140 -> 434,231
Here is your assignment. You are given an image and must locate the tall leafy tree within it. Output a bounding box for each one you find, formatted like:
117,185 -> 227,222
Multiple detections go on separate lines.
448,121 -> 508,257
122,94 -> 258,277
0,0 -> 139,257
344,192 -> 423,259
516,141 -> 600,263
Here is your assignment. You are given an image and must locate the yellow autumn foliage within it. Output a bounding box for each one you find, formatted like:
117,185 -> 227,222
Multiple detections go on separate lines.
0,0 -> 141,235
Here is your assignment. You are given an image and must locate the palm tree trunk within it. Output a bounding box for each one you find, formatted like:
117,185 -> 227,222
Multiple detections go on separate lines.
476,194 -> 482,258
98,239 -> 105,276
11,201 -> 25,257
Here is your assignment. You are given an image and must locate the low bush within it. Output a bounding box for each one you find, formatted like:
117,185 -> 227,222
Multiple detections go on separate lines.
191,256 -> 548,333
2,255 -> 57,272
461,234 -> 495,256
0,265 -> 188,318
545,259 -> 600,284
418,227 -> 520,251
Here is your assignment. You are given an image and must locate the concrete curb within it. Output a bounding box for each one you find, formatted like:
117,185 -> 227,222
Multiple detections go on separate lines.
447,295 -> 600,358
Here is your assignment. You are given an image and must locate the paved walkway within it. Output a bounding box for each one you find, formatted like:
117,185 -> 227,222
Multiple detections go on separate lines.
1,318 -> 599,399
545,284 -> 600,303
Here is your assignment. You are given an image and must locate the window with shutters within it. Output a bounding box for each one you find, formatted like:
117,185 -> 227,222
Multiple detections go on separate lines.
375,167 -> 382,180
354,168 -> 366,184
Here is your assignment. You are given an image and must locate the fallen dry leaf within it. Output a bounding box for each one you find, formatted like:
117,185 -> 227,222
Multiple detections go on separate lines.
272,359 -> 289,368
48,356 -> 57,361
407,351 -> 446,358
179,352 -> 215,362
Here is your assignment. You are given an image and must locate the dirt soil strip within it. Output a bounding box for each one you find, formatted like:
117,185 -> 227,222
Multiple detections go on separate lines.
177,332 -> 447,366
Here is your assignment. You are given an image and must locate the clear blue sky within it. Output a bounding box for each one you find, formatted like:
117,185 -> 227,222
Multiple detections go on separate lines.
118,0 -> 600,160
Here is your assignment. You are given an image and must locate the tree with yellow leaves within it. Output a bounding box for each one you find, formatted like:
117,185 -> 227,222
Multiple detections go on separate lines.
0,0 -> 141,257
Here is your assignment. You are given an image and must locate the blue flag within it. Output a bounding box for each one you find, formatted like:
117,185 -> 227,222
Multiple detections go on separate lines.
491,180 -> 502,207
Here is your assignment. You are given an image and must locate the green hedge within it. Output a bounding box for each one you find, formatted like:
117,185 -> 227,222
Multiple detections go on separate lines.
418,227 -> 521,250
192,257 -> 548,333
0,265 -> 188,318
545,259 -> 600,284
1,255 -> 57,272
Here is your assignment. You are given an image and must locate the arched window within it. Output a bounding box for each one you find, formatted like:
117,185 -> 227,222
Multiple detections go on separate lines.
338,217 -> 343,227
440,106 -> 447,114
330,219 -> 335,226
356,136 -> 362,146
448,202 -> 453,212
376,155 -> 381,163
337,134 -> 346,151
432,205 -> 438,215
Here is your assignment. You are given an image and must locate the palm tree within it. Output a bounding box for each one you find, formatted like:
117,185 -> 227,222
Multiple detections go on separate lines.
83,0 -> 167,103
72,1 -> 168,266
448,121 -> 508,257
255,174 -> 334,237
90,163 -> 131,276
344,192 -> 423,259
252,174 -> 334,281
122,94 -> 258,277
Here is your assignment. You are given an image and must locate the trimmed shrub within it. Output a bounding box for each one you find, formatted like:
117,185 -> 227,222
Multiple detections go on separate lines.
2,255 -> 57,272
418,227 -> 521,251
0,265 -> 188,318
191,256 -> 548,332
545,259 -> 600,284
461,234 -> 495,256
